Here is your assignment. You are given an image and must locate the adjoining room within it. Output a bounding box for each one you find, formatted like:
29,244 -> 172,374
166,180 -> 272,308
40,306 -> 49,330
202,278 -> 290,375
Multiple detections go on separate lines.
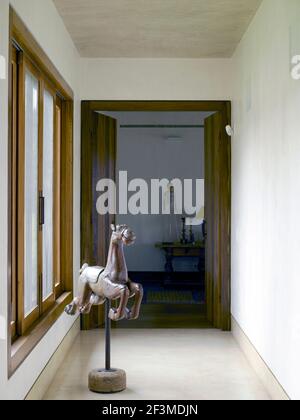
104,111 -> 209,328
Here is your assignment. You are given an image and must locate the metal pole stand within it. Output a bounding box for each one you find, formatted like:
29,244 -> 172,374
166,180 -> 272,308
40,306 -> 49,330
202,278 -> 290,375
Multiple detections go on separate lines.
88,299 -> 127,394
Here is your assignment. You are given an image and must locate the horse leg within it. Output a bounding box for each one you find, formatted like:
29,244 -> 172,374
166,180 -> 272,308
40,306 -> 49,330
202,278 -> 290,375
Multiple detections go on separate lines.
80,294 -> 106,314
127,281 -> 144,320
65,275 -> 93,315
109,285 -> 130,321
78,282 -> 94,314
68,281 -> 92,315
65,296 -> 80,315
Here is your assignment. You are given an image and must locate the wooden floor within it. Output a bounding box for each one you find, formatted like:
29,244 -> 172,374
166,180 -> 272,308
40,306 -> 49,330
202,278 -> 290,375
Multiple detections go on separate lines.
114,304 -> 211,329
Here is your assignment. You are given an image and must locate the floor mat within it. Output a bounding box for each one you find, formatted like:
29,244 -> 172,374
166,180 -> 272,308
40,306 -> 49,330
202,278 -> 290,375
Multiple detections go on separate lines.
146,290 -> 199,304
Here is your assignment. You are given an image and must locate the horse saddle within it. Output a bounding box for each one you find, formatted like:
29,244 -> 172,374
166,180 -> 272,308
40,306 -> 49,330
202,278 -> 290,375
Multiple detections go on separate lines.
80,265 -> 105,284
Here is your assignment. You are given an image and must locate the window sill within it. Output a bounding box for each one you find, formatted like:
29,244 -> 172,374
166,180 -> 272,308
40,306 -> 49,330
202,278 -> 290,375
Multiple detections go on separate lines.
9,292 -> 73,378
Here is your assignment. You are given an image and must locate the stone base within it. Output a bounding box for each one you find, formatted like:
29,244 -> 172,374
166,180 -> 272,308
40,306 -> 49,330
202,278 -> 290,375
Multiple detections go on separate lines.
88,369 -> 126,394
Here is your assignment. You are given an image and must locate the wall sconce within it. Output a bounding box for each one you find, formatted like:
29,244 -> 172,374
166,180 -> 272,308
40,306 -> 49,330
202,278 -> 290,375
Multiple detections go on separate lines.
0,55 -> 6,80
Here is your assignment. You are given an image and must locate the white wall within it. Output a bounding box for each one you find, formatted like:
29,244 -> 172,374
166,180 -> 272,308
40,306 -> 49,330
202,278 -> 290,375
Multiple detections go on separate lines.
0,0 -> 81,400
4,0 -> 299,402
80,58 -> 233,100
231,0 -> 300,400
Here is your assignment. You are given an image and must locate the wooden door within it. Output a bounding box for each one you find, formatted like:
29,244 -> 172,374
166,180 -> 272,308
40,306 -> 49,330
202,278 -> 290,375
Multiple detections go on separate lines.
81,111 -> 117,329
205,112 -> 231,330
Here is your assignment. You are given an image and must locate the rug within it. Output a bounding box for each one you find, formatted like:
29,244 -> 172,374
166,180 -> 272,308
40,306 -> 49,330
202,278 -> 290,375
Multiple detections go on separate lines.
146,290 -> 198,305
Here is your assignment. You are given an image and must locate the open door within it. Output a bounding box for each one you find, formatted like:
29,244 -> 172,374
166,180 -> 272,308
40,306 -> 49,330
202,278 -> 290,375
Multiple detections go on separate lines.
80,102 -> 231,331
205,112 -> 231,330
81,111 -> 117,329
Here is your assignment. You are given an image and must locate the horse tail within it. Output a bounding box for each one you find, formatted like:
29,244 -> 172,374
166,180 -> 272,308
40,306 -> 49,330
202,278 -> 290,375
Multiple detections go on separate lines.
80,263 -> 89,274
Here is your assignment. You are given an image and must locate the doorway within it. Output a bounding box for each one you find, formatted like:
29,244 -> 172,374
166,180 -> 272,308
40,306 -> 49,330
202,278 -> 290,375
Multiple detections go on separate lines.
81,101 -> 231,331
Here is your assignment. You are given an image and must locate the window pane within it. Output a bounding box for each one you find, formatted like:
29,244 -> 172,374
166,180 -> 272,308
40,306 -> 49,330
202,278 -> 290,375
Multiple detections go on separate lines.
54,102 -> 61,291
11,49 -> 18,332
42,90 -> 54,300
24,71 -> 39,316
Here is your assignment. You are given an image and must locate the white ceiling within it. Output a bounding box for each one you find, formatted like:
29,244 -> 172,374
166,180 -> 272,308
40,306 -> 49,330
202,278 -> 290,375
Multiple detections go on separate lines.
53,0 -> 262,58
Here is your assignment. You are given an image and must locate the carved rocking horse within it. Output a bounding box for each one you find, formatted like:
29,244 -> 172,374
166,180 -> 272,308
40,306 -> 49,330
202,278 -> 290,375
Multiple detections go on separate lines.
65,224 -> 143,321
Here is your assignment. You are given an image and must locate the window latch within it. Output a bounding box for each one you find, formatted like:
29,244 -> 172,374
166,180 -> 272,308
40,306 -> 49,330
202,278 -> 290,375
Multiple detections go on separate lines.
39,193 -> 45,226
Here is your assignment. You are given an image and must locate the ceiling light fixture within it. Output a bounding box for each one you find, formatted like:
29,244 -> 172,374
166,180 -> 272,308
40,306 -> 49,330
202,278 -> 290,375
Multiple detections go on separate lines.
165,136 -> 183,143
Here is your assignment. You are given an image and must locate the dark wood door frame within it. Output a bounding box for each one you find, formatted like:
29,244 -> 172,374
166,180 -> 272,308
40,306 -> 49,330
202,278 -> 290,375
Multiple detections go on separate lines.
81,100 -> 231,331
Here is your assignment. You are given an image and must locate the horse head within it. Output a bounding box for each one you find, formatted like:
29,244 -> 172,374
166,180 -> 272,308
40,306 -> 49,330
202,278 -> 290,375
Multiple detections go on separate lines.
110,224 -> 136,246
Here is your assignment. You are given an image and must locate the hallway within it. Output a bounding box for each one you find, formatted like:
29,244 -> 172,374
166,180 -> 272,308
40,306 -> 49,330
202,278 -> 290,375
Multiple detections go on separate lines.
1,0 -> 299,401
43,329 -> 270,400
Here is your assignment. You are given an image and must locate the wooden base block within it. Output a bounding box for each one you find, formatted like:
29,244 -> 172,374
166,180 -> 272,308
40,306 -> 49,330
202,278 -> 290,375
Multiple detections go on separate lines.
88,369 -> 126,394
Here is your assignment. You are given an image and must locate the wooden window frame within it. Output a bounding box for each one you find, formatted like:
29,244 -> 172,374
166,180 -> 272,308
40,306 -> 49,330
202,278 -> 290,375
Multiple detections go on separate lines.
7,8 -> 74,377
17,53 -> 41,335
40,80 -> 57,316
54,96 -> 63,299
10,45 -> 18,341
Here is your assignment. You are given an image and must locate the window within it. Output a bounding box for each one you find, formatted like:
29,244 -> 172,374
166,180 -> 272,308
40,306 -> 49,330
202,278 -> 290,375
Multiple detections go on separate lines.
9,9 -> 73,373
12,51 -> 64,335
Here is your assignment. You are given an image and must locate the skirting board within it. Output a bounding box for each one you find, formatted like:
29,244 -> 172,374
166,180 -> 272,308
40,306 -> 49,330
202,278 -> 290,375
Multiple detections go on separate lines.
25,318 -> 80,400
231,316 -> 290,400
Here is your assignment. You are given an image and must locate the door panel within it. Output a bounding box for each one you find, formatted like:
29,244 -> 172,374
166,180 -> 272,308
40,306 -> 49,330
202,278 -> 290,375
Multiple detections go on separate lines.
205,111 -> 231,330
81,111 -> 117,329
